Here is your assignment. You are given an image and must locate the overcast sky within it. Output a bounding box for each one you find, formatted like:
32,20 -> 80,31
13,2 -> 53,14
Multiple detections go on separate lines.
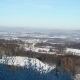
0,0 -> 80,29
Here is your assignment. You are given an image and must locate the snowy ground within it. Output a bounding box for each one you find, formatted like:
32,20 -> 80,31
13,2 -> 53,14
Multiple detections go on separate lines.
66,48 -> 80,55
24,47 -> 57,55
75,74 -> 80,80
0,56 -> 55,73
24,47 -> 50,52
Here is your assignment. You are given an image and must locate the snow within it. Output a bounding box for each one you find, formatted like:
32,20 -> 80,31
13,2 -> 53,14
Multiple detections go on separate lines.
24,47 -> 30,51
66,48 -> 80,55
24,47 -> 57,54
48,35 -> 67,39
75,74 -> 80,80
33,48 -> 50,52
0,56 -> 54,73
24,47 -> 50,52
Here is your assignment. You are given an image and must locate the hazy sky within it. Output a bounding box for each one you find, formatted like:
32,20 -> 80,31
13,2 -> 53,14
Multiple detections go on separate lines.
0,0 -> 80,29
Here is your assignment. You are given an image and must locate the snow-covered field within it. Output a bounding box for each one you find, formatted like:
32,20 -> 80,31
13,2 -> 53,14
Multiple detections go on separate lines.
24,47 -> 50,52
24,47 -> 56,54
66,48 -> 80,55
0,56 -> 54,73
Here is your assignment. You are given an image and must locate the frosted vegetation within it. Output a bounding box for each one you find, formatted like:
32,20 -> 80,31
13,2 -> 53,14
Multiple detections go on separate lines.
0,56 -> 74,80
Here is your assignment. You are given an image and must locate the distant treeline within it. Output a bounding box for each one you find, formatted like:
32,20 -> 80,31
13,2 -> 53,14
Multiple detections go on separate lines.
0,39 -> 24,44
66,43 -> 80,49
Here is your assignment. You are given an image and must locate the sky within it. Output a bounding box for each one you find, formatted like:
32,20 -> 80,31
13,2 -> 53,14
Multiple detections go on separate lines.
0,0 -> 80,29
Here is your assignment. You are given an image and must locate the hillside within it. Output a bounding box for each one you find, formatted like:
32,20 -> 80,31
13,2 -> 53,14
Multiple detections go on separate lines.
0,56 -> 75,80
